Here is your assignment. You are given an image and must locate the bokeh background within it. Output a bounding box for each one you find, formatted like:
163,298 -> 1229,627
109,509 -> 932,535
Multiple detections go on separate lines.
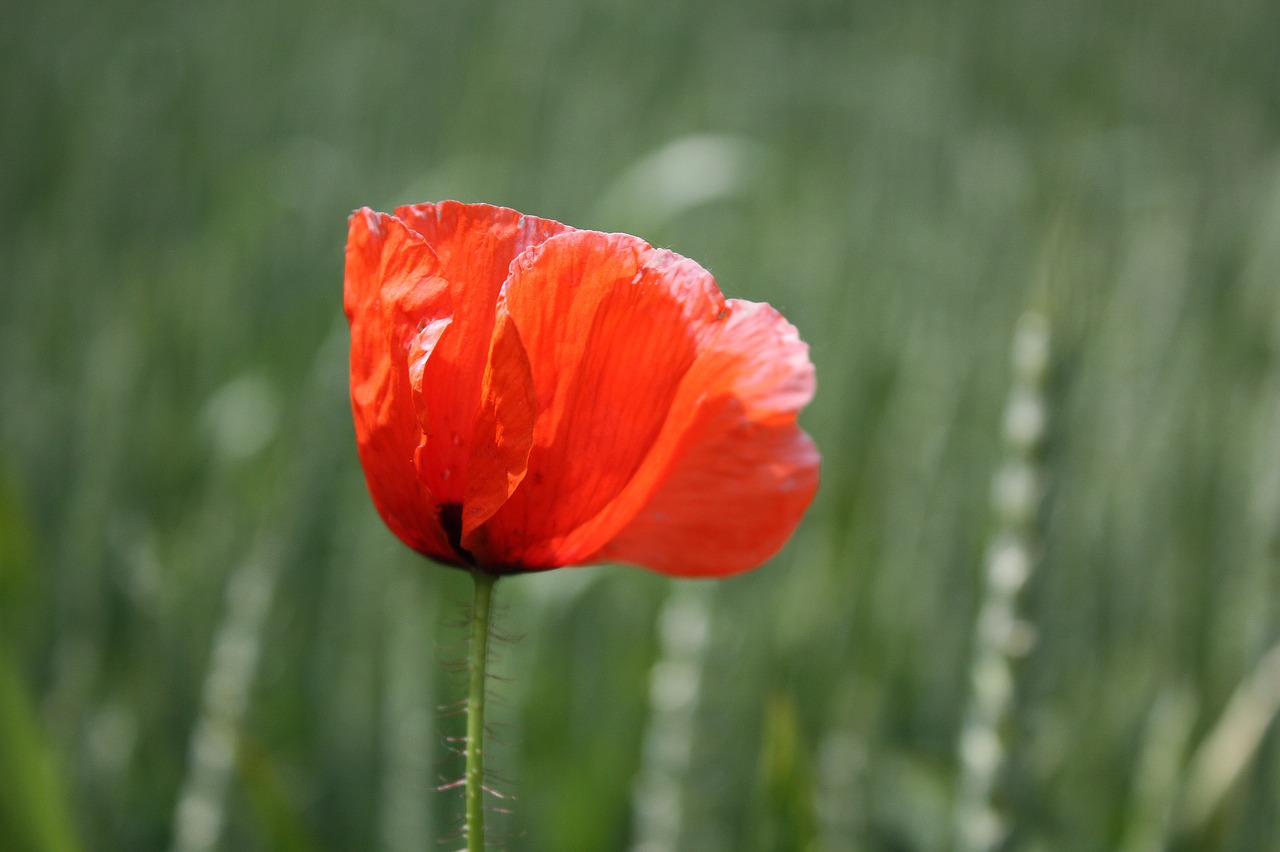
4,0 -> 1280,849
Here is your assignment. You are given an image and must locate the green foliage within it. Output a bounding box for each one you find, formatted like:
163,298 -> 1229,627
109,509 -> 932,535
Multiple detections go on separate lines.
4,0 -> 1280,849
0,649 -> 82,852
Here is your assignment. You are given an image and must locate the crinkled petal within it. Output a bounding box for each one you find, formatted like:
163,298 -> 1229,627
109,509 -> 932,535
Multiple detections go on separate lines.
394,202 -> 570,505
590,405 -> 819,576
462,311 -> 537,536
344,208 -> 455,561
580,299 -> 819,575
462,231 -> 725,568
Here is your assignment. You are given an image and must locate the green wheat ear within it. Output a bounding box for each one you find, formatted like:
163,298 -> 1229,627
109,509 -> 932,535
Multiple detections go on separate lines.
953,309 -> 1050,852
629,581 -> 714,850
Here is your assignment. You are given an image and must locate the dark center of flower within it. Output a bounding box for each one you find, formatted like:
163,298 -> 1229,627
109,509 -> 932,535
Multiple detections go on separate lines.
439,502 -> 475,566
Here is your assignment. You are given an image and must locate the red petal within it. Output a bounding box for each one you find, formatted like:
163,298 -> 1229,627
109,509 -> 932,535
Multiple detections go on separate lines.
394,202 -> 570,505
592,405 -> 819,576
344,209 -> 455,561
462,311 -> 536,536
462,232 -> 726,568
582,300 -> 819,576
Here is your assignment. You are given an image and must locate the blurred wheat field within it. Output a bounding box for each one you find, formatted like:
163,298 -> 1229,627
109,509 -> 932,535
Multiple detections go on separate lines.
3,0 -> 1280,849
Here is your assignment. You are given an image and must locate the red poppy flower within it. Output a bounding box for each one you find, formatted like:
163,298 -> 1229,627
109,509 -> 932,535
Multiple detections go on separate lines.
344,201 -> 818,576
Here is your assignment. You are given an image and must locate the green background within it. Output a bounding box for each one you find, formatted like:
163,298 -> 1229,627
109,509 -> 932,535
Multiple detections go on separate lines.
3,0 -> 1280,849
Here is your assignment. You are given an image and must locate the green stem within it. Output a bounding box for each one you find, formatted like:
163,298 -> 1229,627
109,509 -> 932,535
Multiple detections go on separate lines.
466,569 -> 497,851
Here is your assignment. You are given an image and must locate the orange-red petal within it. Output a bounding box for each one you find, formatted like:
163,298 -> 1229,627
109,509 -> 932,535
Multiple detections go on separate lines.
344,208 -> 455,561
393,202 -> 570,506
581,299 -> 819,575
461,232 -> 727,568
591,403 -> 819,576
462,311 -> 537,537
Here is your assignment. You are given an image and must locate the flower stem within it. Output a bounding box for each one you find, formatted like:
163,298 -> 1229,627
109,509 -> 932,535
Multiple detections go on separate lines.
466,569 -> 497,851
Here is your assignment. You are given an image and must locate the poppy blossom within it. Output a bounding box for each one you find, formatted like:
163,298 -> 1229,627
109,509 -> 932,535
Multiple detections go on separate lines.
344,201 -> 818,576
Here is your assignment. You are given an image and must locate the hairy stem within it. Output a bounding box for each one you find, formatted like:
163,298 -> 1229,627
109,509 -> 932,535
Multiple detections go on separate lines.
466,569 -> 497,851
